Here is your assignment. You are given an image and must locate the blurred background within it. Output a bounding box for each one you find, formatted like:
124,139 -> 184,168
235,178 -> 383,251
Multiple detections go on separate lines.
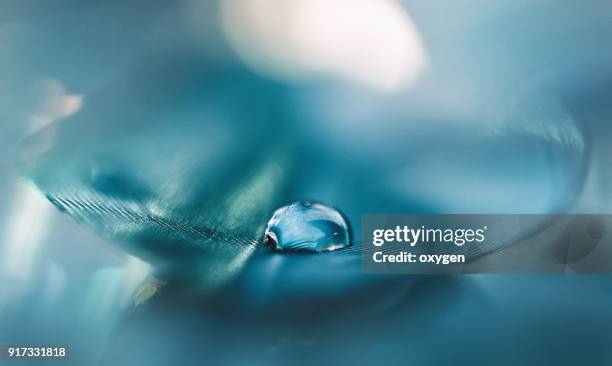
1,0 -> 612,364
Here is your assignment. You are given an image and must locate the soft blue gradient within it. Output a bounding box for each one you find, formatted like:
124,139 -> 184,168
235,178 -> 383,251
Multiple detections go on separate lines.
1,1 -> 612,365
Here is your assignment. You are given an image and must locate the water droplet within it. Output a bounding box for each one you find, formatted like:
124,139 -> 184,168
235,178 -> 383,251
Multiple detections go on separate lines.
264,201 -> 350,252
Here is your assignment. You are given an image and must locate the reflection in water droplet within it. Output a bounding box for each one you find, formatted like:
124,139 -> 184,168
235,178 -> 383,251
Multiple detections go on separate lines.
264,201 -> 350,252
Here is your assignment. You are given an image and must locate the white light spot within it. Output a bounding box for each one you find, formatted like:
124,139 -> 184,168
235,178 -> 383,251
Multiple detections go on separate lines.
1,181 -> 52,281
220,0 -> 428,92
